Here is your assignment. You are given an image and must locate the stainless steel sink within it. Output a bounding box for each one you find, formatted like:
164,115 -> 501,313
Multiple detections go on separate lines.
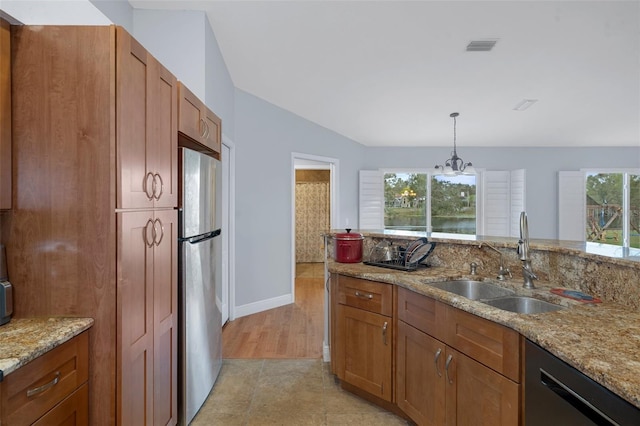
429,280 -> 515,300
483,296 -> 565,314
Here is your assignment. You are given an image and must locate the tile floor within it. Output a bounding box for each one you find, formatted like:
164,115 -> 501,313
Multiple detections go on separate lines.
191,359 -> 410,426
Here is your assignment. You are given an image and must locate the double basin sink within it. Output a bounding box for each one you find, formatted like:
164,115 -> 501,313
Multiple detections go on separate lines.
428,280 -> 565,314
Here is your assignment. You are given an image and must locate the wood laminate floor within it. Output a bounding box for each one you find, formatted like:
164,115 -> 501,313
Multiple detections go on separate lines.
222,263 -> 325,359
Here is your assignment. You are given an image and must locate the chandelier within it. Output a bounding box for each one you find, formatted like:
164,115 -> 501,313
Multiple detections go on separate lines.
434,112 -> 476,176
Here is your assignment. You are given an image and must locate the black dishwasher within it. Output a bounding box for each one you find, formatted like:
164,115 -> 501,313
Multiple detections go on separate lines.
526,340 -> 640,425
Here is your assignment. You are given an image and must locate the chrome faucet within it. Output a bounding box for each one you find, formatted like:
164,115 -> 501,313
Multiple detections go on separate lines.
479,243 -> 512,281
517,211 -> 537,288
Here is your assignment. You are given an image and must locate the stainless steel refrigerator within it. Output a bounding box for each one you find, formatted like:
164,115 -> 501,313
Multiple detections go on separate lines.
178,147 -> 222,425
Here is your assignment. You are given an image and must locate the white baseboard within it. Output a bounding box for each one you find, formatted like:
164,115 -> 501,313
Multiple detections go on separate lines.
323,342 -> 331,362
233,293 -> 293,319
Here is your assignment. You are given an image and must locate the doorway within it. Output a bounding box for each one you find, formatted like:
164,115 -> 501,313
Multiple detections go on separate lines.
291,153 -> 339,361
220,137 -> 235,324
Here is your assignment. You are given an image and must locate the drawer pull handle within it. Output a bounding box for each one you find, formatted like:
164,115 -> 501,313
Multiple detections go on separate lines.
445,355 -> 454,385
382,321 -> 388,345
354,291 -> 373,300
434,348 -> 443,377
27,371 -> 61,397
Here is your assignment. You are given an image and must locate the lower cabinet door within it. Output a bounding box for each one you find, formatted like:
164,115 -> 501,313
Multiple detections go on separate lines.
338,304 -> 392,401
446,347 -> 520,426
396,321 -> 446,425
118,210 -> 178,426
32,383 -> 89,426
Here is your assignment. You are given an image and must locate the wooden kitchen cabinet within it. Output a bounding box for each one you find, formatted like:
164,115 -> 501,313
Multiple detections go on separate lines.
117,27 -> 178,210
178,82 -> 222,158
334,275 -> 393,402
396,287 -> 520,425
8,25 -> 178,425
396,320 -> 446,425
0,332 -> 89,425
0,17 -> 11,210
118,209 -> 177,425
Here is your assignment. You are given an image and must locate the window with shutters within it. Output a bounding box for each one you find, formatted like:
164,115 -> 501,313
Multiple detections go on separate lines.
359,169 -> 523,237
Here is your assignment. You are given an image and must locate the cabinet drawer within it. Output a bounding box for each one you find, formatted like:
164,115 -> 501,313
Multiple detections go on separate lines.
32,383 -> 88,426
443,306 -> 520,381
1,331 -> 89,425
397,287 -> 445,341
338,275 -> 392,316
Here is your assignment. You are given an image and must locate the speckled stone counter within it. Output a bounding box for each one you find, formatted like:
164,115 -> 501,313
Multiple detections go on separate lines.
328,260 -> 640,409
0,317 -> 94,380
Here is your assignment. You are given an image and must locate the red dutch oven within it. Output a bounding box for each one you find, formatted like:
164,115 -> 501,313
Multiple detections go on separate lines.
334,229 -> 364,263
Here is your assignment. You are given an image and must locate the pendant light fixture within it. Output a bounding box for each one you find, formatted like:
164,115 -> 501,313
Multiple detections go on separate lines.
434,112 -> 476,176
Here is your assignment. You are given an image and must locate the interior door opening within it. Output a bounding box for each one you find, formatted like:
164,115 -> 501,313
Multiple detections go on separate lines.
291,153 -> 339,361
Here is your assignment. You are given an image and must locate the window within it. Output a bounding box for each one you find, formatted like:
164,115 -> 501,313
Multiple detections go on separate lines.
585,172 -> 640,249
383,172 -> 476,235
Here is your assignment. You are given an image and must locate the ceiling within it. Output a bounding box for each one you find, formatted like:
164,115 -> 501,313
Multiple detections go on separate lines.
6,0 -> 640,148
127,0 -> 640,148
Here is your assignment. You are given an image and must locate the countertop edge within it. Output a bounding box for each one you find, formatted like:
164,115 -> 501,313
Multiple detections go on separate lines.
0,317 -> 95,381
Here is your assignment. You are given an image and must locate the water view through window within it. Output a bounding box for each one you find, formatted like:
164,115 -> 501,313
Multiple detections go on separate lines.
384,173 -> 476,234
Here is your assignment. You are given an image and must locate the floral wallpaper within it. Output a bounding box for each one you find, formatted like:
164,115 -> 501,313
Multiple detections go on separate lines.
295,182 -> 330,262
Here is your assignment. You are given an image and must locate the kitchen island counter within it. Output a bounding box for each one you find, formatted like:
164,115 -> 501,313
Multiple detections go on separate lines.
328,260 -> 640,410
0,317 -> 94,380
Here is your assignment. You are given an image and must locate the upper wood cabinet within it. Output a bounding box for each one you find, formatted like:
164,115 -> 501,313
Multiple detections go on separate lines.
0,17 -> 11,210
117,28 -> 178,209
9,25 -> 178,425
178,82 -> 221,158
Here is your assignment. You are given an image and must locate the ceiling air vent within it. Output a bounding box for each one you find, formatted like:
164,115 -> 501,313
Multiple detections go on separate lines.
466,40 -> 498,52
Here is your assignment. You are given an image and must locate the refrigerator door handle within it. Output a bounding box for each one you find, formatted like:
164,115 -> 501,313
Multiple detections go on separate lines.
180,228 -> 221,244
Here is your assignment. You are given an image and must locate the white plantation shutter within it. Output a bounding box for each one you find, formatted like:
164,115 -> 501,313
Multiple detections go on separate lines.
510,169 -> 526,237
359,170 -> 384,229
558,171 -> 586,241
482,171 -> 511,237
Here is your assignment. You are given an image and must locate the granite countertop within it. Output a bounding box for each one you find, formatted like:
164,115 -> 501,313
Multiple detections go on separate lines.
328,260 -> 640,409
0,317 -> 94,381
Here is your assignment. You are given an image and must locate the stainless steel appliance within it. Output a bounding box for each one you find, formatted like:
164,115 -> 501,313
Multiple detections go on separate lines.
178,148 -> 222,425
0,244 -> 13,326
526,339 -> 640,425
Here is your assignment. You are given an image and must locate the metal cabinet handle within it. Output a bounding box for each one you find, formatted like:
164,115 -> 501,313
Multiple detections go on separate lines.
199,118 -> 207,138
153,173 -> 164,200
142,219 -> 154,248
153,218 -> 164,246
382,321 -> 388,345
27,371 -> 60,397
445,354 -> 454,385
142,172 -> 154,200
354,291 -> 373,300
203,121 -> 210,139
434,348 -> 443,377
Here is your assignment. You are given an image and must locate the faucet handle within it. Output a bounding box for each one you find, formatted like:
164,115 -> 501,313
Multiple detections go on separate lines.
470,262 -> 478,275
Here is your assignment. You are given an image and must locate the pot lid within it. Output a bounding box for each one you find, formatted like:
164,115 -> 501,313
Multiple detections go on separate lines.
335,229 -> 364,240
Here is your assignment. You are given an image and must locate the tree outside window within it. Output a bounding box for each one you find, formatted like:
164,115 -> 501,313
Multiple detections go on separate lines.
586,172 -> 640,248
384,172 -> 476,234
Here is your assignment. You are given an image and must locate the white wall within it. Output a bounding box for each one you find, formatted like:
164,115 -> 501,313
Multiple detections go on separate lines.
89,0 -> 133,32
132,10 -> 207,101
364,146 -> 640,239
234,89 -> 364,308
